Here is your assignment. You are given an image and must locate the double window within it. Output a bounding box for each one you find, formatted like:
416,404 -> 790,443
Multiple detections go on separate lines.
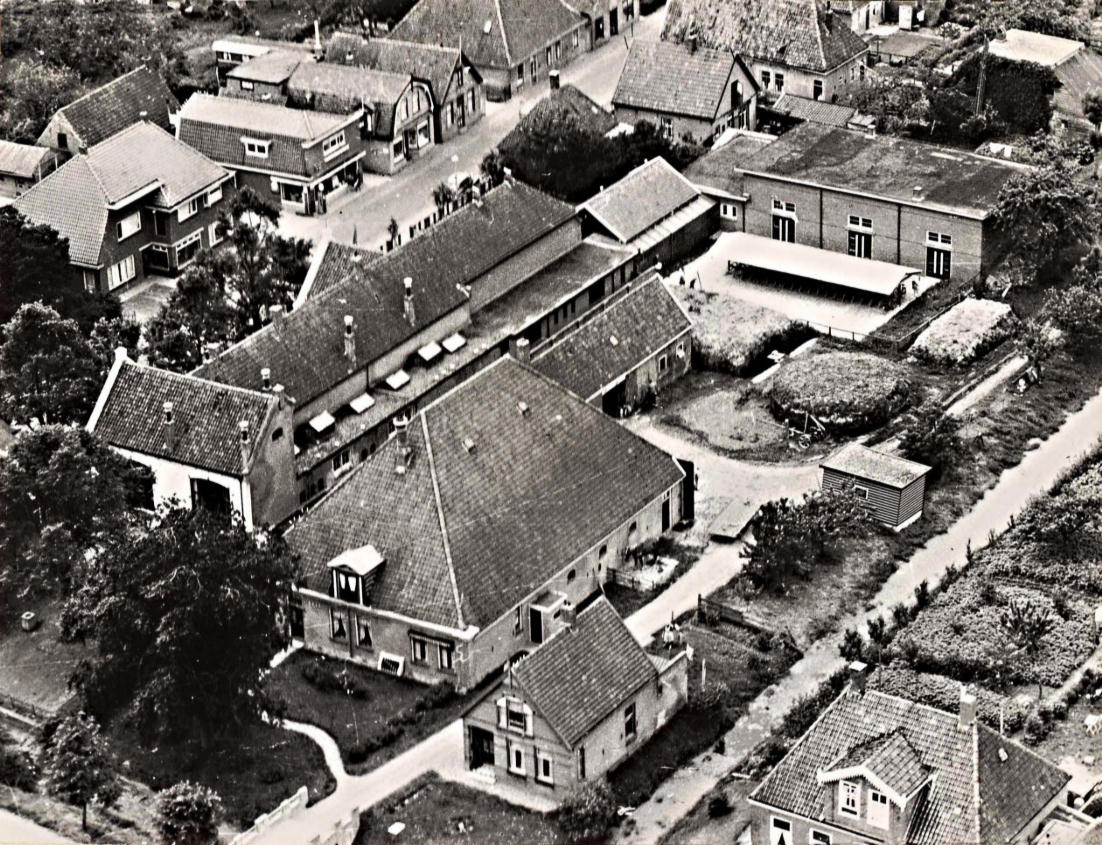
116,211 -> 141,242
243,138 -> 270,158
498,697 -> 533,735
107,255 -> 136,289
720,202 -> 738,220
240,79 -> 255,91
175,231 -> 202,268
322,131 -> 347,161
178,198 -> 200,223
333,448 -> 351,473
839,780 -> 860,817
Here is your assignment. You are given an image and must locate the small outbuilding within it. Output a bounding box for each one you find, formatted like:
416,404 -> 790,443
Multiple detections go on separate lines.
820,443 -> 930,529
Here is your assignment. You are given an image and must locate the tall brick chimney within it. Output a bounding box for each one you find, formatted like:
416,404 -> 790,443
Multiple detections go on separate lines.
163,401 -> 176,450
343,315 -> 356,362
403,277 -> 416,326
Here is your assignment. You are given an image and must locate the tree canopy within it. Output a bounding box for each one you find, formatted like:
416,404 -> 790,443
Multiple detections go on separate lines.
156,781 -> 223,845
40,711 -> 122,832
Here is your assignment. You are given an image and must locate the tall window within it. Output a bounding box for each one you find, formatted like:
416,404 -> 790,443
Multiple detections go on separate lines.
868,789 -> 890,828
813,79 -> 824,100
761,70 -> 771,88
623,702 -> 637,742
330,608 -> 347,640
774,72 -> 785,91
848,231 -> 872,259
355,615 -> 372,648
438,643 -> 454,670
107,255 -> 136,289
926,231 -> 952,279
535,749 -> 553,785
410,636 -> 429,664
507,742 -> 525,775
839,780 -> 860,817
772,215 -> 795,243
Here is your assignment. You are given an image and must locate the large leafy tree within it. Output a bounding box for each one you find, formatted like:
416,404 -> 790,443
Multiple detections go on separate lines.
0,57 -> 86,144
63,506 -> 298,746
40,711 -> 122,832
156,781 -> 223,845
898,400 -> 962,477
999,598 -> 1056,698
0,426 -> 149,599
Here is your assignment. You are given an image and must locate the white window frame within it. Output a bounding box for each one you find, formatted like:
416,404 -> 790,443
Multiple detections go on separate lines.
322,130 -> 348,161
507,741 -> 526,775
868,789 -> 890,829
720,202 -> 738,220
243,138 -> 271,159
115,211 -> 141,242
208,221 -> 223,246
761,70 -> 771,87
772,198 -> 797,216
107,254 -> 137,290
178,197 -> 200,223
240,79 -> 255,91
535,749 -> 554,785
839,780 -> 860,818
854,485 -> 870,500
438,642 -> 454,671
410,635 -> 430,665
847,215 -> 873,231
174,230 -> 203,268
207,185 -> 223,206
926,231 -> 953,247
658,354 -> 669,373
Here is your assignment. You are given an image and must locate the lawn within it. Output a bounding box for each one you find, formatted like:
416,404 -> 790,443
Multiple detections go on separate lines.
354,774 -> 562,845
659,777 -> 759,845
267,651 -> 482,773
0,596 -> 86,717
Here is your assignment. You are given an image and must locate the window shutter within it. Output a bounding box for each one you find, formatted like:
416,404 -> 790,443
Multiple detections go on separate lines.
496,698 -> 507,729
523,703 -> 533,737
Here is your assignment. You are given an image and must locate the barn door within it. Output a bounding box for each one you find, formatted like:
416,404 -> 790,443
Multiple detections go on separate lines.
677,459 -> 695,523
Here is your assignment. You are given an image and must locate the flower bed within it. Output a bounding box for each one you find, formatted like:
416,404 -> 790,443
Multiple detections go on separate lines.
911,298 -> 1017,365
770,351 -> 913,433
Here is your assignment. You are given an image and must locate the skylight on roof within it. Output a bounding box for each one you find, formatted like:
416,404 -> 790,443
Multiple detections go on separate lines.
385,369 -> 410,390
309,411 -> 335,432
417,341 -> 442,363
442,332 -> 467,353
349,392 -> 375,414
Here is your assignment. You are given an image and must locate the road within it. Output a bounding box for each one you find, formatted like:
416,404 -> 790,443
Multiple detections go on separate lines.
0,810 -> 75,844
276,10 -> 665,250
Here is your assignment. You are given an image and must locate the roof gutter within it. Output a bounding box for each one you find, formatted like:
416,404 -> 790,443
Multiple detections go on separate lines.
105,180 -> 162,210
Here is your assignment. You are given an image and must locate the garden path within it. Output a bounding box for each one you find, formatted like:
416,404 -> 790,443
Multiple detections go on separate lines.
946,354 -> 1028,418
616,386 -> 1102,845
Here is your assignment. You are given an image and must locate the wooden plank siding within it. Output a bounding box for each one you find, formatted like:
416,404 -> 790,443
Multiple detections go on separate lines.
897,475 -> 927,527
822,466 -> 904,527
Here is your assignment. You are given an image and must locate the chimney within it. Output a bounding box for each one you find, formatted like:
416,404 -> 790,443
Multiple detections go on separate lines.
271,384 -> 287,408
959,686 -> 978,729
561,600 -> 577,629
824,2 -> 834,30
238,420 -> 251,469
402,277 -> 416,326
514,337 -> 531,365
261,367 -> 272,390
163,401 -> 176,450
549,69 -> 560,90
848,660 -> 868,694
314,19 -> 323,58
343,314 -> 356,362
688,33 -> 698,53
912,185 -> 924,202
114,346 -> 129,364
393,415 -> 413,475
270,304 -> 285,321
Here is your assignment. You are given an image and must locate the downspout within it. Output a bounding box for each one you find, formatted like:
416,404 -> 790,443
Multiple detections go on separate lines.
819,187 -> 824,248
896,202 -> 902,266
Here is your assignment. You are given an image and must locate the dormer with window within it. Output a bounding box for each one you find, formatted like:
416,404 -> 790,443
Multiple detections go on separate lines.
242,137 -> 271,159
326,543 -> 386,606
496,695 -> 534,736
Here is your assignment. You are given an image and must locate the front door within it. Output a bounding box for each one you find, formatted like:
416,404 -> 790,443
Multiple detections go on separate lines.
926,246 -> 951,279
469,726 -> 495,769
771,215 -> 795,243
610,7 -> 618,34
529,606 -> 543,644
661,498 -> 671,532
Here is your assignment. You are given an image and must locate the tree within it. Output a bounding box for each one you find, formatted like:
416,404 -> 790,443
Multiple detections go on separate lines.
1083,91 -> 1102,129
432,181 -> 456,216
0,426 -> 149,599
898,401 -> 962,476
480,150 -> 507,187
999,598 -> 1056,698
63,506 -> 298,746
156,781 -> 223,845
0,57 -> 86,143
0,207 -> 119,331
557,778 -> 616,844
40,711 -> 121,832
0,303 -> 104,424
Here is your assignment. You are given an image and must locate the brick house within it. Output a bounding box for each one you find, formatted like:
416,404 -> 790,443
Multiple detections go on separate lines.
14,122 -> 234,294
176,93 -> 366,215
662,0 -> 869,103
0,141 -> 61,199
613,40 -> 760,143
326,33 -> 485,144
462,598 -> 688,797
390,0 -> 590,101
221,49 -> 305,102
578,0 -> 640,45
682,122 -> 1028,283
750,668 -> 1076,845
87,350 -> 297,531
36,65 -> 180,157
832,0 -> 885,34
283,357 -> 687,690
532,273 -> 692,415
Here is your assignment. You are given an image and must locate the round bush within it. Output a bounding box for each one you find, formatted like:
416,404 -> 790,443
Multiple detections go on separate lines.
771,351 -> 912,433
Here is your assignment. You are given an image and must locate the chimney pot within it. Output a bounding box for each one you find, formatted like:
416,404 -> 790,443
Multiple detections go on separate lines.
561,600 -> 577,629
402,277 -> 416,326
848,660 -> 868,693
514,337 -> 531,365
959,686 -> 978,729
239,420 -> 251,469
163,401 -> 174,425
261,367 -> 272,389
913,185 -> 924,201
343,314 -> 356,362
163,402 -> 177,450
393,415 -> 413,474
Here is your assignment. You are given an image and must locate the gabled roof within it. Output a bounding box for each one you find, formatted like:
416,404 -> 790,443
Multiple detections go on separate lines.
286,358 -> 684,629
511,598 -> 658,748
39,65 -> 180,150
613,40 -> 757,121
820,729 -> 930,802
532,274 -> 691,401
1054,47 -> 1102,122
0,141 -> 58,180
288,61 -> 412,110
772,92 -> 857,127
89,356 -> 279,477
391,0 -> 583,70
327,33 -> 465,104
821,443 -> 930,489
225,49 -> 306,84
751,687 -> 1071,845
14,123 -> 228,267
300,179 -> 577,301
662,0 -> 868,73
582,158 -> 702,243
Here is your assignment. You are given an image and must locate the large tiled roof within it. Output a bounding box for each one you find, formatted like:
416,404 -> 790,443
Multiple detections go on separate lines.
0,142 -> 57,180
662,0 -> 868,73
391,0 -> 583,69
327,33 -> 463,104
192,242 -> 468,405
773,92 -> 857,127
286,358 -> 684,629
821,443 -> 929,489
532,275 -> 691,401
751,687 -> 1070,845
302,179 -> 577,300
288,61 -> 411,110
613,40 -> 744,121
91,358 -> 278,476
582,157 -> 701,243
14,123 -> 228,267
41,66 -> 179,150
512,598 -> 657,747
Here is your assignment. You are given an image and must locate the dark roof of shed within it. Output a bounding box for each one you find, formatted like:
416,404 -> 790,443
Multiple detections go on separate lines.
772,93 -> 857,127
820,443 -> 930,489
288,62 -> 411,113
327,33 -> 464,103
91,358 -> 277,476
286,357 -> 684,629
225,50 -> 305,84
512,598 -> 657,747
0,142 -> 58,180
582,157 -> 701,243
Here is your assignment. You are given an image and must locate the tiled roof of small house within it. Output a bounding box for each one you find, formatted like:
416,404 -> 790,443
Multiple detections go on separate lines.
613,40 -> 757,121
582,157 -> 702,243
751,687 -> 1071,845
0,141 -> 58,180
391,0 -> 583,70
14,123 -> 228,267
772,92 -> 857,127
39,66 -> 180,150
820,443 -> 930,489
532,274 -> 691,401
662,0 -> 868,73
327,33 -> 466,104
225,49 -> 306,84
511,598 -> 658,747
90,357 -> 278,477
825,729 -> 931,799
287,61 -> 412,114
285,358 -> 684,629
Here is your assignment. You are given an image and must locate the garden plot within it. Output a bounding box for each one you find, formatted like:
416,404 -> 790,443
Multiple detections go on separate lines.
664,379 -> 795,459
912,297 -> 1017,365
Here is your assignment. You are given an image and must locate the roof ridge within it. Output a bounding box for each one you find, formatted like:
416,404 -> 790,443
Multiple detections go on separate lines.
58,65 -> 148,116
133,358 -> 278,404
420,412 -> 466,630
493,0 -> 513,65
811,0 -> 828,68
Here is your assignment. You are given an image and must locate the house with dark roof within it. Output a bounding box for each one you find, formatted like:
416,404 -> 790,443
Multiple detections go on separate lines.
221,49 -> 307,102
87,349 -> 297,530
326,33 -> 485,143
821,443 -> 930,529
613,40 -> 759,144
581,157 -> 717,267
390,0 -> 591,101
770,92 -> 859,128
0,141 -> 61,200
662,0 -> 869,102
284,357 -> 687,689
462,597 -> 688,795
532,273 -> 692,414
14,122 -> 235,294
36,66 -> 180,158
750,667 -> 1076,845
212,35 -> 318,83
176,93 -> 366,215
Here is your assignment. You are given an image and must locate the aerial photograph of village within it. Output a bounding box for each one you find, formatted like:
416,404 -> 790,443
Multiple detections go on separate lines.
2,0 -> 1102,842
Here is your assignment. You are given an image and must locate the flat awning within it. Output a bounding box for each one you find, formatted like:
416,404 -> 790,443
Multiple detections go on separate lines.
723,233 -> 920,297
442,332 -> 467,353
349,392 -> 375,414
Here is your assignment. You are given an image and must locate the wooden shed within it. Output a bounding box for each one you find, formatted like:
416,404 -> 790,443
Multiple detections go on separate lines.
820,443 -> 931,530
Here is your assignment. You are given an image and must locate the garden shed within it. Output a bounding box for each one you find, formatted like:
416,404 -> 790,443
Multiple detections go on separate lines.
820,443 -> 931,529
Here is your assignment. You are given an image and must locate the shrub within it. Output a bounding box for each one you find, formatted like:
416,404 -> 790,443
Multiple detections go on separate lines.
870,666 -> 1028,732
300,659 -> 372,700
557,779 -> 616,844
1023,712 -> 1050,745
840,628 -> 865,661
156,781 -> 222,845
688,682 -> 731,712
1052,698 -> 1069,721
911,298 -> 1017,365
707,793 -> 732,818
0,743 -> 37,791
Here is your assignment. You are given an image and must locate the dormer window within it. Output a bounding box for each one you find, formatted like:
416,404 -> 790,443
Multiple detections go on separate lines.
839,780 -> 860,817
327,544 -> 385,606
497,697 -> 533,735
334,570 -> 361,603
243,137 -> 271,158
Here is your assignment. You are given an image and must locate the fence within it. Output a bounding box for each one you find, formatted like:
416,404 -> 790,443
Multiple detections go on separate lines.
0,691 -> 48,725
696,595 -> 802,657
606,567 -> 659,594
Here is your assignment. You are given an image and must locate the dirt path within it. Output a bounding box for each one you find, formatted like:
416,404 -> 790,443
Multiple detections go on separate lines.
946,354 -> 1028,418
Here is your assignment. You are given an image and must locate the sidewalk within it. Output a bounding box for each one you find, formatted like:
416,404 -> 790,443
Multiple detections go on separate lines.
616,386 -> 1102,844
0,809 -> 76,844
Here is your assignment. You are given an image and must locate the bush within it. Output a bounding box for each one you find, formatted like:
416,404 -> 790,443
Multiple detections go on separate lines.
1023,711 -> 1051,745
0,743 -> 38,791
300,659 -> 372,700
557,779 -> 616,844
156,781 -> 222,845
870,666 -> 1028,732
707,793 -> 732,818
688,682 -> 731,712
911,298 -> 1017,365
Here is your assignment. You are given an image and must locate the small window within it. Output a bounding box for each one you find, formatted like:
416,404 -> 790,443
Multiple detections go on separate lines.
660,116 -> 673,139
811,831 -> 832,845
536,750 -> 553,785
57,132 -> 69,150
508,742 -> 526,775
330,608 -> 347,640
505,700 -> 529,733
208,221 -> 223,247
438,643 -> 454,670
624,702 -> 637,742
813,79 -> 824,100
514,606 -> 523,634
774,72 -> 785,91
572,29 -> 579,48
720,203 -> 738,220
355,616 -> 372,648
658,354 -> 669,373
116,211 -> 141,242
761,70 -> 771,87
322,131 -> 347,161
854,485 -> 870,500
271,427 -> 284,441
599,544 -> 608,559
848,215 -> 873,229
410,636 -> 429,664
240,79 -> 255,91
244,138 -> 270,158
178,198 -> 200,223
546,46 -> 552,65
567,569 -> 576,582
927,231 -> 953,246
628,521 -> 638,535
516,64 -> 524,82
839,780 -> 860,817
